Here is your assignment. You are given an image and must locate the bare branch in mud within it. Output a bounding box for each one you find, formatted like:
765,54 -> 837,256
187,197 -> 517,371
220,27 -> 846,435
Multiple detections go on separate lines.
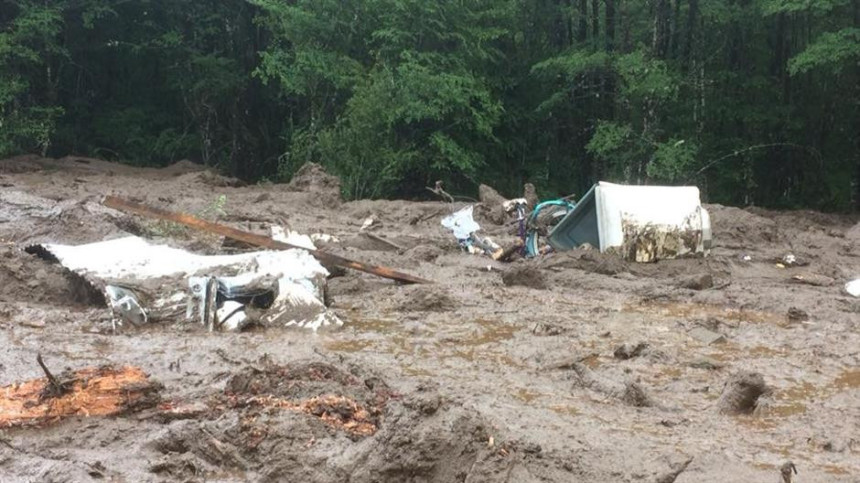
36,353 -> 70,399
426,180 -> 455,204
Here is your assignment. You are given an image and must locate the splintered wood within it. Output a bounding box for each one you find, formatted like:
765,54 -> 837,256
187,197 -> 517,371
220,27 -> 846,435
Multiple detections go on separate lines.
0,366 -> 161,428
236,394 -> 377,436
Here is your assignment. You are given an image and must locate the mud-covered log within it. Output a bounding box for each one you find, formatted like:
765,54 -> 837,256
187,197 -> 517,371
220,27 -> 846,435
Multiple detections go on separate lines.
0,365 -> 162,428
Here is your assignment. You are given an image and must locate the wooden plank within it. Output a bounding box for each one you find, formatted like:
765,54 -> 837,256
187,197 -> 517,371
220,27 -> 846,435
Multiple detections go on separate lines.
102,196 -> 431,285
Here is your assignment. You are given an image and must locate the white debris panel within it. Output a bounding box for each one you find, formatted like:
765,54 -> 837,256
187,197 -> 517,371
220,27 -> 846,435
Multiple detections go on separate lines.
31,236 -> 341,331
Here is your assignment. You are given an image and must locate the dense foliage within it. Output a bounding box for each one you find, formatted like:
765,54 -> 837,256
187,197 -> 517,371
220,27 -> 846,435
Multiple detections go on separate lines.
1,0 -> 858,209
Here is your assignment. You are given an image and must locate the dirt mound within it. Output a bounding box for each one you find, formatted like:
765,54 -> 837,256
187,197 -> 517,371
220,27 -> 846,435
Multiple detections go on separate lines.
225,361 -> 386,409
0,247 -> 84,305
149,361 -> 519,482
707,204 -> 780,247
502,264 -> 548,289
0,154 -> 46,173
476,184 -> 507,225
406,244 -> 444,262
160,159 -> 206,176
396,285 -> 458,311
543,249 -> 629,276
286,163 -> 342,208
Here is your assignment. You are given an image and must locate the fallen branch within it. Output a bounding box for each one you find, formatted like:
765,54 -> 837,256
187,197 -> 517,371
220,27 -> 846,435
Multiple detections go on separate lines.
36,353 -> 71,399
102,196 -> 431,285
426,180 -> 454,203
361,232 -> 406,252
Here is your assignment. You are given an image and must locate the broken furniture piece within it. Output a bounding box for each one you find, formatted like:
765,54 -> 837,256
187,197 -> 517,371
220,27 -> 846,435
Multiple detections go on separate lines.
547,182 -> 712,262
29,236 -> 340,331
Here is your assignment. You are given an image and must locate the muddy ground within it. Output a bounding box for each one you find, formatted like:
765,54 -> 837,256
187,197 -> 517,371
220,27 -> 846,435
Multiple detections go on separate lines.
1,155 -> 859,482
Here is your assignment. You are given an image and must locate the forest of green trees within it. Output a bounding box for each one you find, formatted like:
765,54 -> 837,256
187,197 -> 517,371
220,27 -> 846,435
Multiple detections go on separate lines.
1,1 -> 858,209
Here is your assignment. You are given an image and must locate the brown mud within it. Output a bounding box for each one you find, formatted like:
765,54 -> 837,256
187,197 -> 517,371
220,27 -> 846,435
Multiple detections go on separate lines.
0,155 -> 859,482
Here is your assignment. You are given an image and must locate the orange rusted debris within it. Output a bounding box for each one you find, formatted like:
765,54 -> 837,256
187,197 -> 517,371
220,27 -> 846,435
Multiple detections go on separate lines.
0,366 -> 162,428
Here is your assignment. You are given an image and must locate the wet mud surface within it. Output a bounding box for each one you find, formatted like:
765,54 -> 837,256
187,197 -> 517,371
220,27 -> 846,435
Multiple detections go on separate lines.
1,155 -> 859,482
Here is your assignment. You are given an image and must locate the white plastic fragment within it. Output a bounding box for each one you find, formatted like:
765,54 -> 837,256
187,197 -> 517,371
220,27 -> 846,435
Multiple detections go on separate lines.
846,279 -> 860,297
271,226 -> 317,250
441,206 -> 481,241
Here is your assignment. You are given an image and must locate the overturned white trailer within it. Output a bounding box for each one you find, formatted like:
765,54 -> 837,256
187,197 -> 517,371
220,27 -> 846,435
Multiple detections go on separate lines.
547,182 -> 712,262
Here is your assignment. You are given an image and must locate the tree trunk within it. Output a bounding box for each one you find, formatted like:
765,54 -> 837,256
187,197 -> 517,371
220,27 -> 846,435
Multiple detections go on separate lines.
605,0 -> 615,51
683,0 -> 699,69
579,0 -> 588,42
653,0 -> 670,58
592,0 -> 600,39
669,0 -> 680,57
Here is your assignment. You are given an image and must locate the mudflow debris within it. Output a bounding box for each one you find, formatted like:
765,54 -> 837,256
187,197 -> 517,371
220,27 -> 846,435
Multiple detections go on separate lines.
1,156 -> 860,482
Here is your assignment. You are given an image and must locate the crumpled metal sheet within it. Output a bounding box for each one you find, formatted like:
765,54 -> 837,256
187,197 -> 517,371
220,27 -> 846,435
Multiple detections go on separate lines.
30,236 -> 341,331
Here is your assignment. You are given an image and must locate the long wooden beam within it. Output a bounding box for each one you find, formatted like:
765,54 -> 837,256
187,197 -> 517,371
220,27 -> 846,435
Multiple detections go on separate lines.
102,196 -> 431,285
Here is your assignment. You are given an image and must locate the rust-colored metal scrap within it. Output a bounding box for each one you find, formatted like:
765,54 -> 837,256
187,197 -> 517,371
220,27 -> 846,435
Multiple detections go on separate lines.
102,195 -> 431,285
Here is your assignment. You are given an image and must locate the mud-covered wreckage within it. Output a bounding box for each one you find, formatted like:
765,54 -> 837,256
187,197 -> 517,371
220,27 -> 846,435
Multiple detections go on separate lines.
26,196 -> 429,332
547,182 -> 712,262
442,181 -> 713,262
29,234 -> 340,331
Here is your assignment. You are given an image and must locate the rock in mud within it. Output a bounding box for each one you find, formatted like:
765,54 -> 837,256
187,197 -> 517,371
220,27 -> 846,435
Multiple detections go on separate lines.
571,363 -> 653,407
787,307 -> 809,323
613,342 -> 649,360
676,273 -> 714,290
477,184 -> 508,225
688,327 -> 726,345
502,265 -> 548,290
717,371 -> 770,414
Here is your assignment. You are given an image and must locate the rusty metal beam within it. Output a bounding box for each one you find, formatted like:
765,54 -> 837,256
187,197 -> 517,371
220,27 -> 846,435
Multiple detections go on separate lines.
102,196 -> 431,285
